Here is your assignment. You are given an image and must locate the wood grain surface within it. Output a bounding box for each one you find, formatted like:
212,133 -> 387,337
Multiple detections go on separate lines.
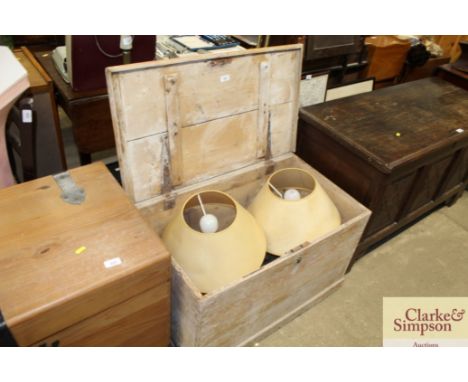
106,45 -> 303,204
300,78 -> 468,174
140,154 -> 370,346
13,49 -> 48,93
106,45 -> 369,346
298,78 -> 468,265
0,162 -> 170,345
436,64 -> 468,91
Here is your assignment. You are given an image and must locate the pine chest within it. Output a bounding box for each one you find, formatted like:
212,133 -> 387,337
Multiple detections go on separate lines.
106,45 -> 371,346
0,163 -> 170,346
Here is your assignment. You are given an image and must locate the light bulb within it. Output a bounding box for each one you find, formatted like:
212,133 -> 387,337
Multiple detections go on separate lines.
199,214 -> 219,233
283,188 -> 301,201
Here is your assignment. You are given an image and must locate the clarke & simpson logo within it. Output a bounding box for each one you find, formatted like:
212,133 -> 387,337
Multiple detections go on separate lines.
393,307 -> 465,336
383,297 -> 468,347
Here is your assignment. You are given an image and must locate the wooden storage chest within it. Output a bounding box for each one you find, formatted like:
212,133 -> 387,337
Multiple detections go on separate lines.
106,45 -> 371,346
0,163 -> 170,346
297,78 -> 468,266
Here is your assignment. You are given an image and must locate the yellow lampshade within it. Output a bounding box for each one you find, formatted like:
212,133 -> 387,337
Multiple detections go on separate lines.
248,168 -> 341,256
162,190 -> 266,293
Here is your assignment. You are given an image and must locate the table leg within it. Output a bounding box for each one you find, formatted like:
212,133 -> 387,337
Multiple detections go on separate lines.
79,152 -> 92,165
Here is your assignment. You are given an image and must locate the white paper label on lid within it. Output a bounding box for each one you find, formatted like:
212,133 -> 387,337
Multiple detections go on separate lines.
220,74 -> 230,83
22,109 -> 33,123
456,128 -> 464,134
104,257 -> 122,269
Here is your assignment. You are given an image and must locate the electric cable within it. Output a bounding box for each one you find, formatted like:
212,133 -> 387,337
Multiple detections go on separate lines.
94,36 -> 123,58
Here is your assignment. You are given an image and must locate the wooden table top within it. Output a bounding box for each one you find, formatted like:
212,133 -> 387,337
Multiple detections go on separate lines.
300,78 -> 468,173
13,48 -> 49,93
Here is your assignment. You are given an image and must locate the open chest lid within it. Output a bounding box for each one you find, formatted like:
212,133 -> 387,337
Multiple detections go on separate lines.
106,45 -> 303,205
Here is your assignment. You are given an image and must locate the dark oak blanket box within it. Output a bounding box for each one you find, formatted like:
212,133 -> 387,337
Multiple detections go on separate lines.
297,78 -> 468,267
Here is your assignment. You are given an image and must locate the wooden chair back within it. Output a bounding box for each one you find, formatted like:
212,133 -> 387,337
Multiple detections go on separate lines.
363,36 -> 411,83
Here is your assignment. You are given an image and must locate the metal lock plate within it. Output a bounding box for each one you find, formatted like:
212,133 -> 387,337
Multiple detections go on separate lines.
53,171 -> 86,205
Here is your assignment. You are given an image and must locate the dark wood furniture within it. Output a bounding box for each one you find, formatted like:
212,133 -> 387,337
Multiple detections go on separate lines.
34,50 -> 115,165
265,35 -> 368,86
402,56 -> 450,83
297,78 -> 468,267
12,35 -> 65,50
435,64 -> 468,91
452,41 -> 468,72
6,98 -> 36,181
9,48 -> 66,180
304,36 -> 365,65
232,35 -> 261,48
67,36 -> 156,92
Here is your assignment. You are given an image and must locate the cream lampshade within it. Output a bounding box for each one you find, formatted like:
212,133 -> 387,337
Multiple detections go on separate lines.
248,168 -> 341,256
162,190 -> 266,293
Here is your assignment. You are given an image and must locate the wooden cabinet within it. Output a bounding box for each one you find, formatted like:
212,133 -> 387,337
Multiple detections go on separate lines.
265,35 -> 367,85
297,78 -> 468,267
0,163 -> 170,346
11,47 -> 66,179
33,50 -> 115,165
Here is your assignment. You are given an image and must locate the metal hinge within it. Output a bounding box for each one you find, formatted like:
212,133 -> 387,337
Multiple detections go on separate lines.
163,193 -> 176,210
53,171 -> 86,205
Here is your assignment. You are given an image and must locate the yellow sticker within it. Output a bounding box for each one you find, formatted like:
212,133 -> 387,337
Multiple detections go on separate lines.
395,132 -> 401,137
74,246 -> 87,255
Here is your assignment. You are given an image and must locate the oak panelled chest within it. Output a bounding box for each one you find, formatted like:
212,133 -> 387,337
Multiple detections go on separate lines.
298,78 -> 468,267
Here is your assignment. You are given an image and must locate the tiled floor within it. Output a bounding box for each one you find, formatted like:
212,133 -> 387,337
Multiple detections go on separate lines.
259,192 -> 468,346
